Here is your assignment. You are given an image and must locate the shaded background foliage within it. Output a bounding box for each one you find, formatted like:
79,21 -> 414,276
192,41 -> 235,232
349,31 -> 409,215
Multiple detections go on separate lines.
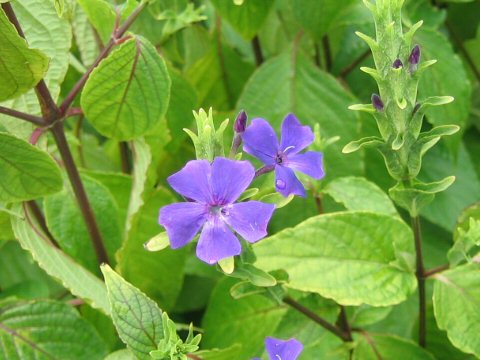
1,0 -> 480,359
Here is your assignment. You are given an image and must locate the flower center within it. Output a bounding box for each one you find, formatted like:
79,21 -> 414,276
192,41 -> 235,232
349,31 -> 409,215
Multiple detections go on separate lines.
209,205 -> 229,217
275,151 -> 286,165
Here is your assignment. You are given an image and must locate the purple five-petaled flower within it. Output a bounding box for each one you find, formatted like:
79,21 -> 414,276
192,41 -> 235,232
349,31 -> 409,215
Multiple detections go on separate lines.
158,157 -> 275,264
253,337 -> 304,360
242,114 -> 324,197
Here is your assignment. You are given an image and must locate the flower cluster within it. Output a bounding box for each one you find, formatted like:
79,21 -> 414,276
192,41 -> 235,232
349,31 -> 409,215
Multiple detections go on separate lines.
159,113 -> 324,264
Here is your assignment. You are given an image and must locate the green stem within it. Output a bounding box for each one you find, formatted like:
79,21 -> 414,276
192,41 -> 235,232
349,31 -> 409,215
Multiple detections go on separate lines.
411,215 -> 426,347
283,296 -> 351,342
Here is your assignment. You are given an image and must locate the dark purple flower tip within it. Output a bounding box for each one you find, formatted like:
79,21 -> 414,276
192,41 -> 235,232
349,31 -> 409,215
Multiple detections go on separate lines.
409,45 -> 421,66
234,110 -> 247,133
413,102 -> 421,114
371,93 -> 384,111
265,337 -> 303,360
392,58 -> 403,69
159,157 -> 275,265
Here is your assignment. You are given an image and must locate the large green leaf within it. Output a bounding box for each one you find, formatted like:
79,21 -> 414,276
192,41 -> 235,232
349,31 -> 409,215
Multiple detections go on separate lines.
290,0 -> 357,39
117,188 -> 187,311
202,278 -> 286,359
72,5 -> 99,67
0,299 -> 108,360
433,263 -> 480,357
210,0 -> 275,40
237,53 -> 363,179
353,334 -> 436,360
254,212 -> 417,306
0,133 -> 62,202
10,203 -> 109,314
44,175 -> 122,273
0,0 -> 71,139
81,36 -> 171,140
323,176 -> 397,216
417,29 -> 471,150
101,264 -> 164,360
0,8 -> 48,101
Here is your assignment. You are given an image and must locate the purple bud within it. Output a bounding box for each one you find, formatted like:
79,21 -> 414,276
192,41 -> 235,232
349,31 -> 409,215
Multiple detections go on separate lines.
392,58 -> 403,69
409,45 -> 421,67
234,110 -> 247,133
371,94 -> 384,111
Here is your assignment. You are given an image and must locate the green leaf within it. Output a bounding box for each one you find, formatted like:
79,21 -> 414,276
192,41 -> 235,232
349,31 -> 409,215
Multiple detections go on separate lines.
291,0 -> 357,39
342,136 -> 383,154
76,0 -> 115,42
253,212 -> 417,306
101,264 -> 164,360
353,334 -> 436,359
0,8 -> 49,101
417,29 -> 471,151
323,177 -> 397,216
0,0 -> 71,139
10,203 -> 109,314
237,53 -> 362,179
81,36 -> 171,141
44,175 -> 122,273
117,188 -> 187,311
125,138 -> 152,234
433,262 -> 480,357
349,305 -> 393,327
105,349 -> 136,360
202,278 -> 286,359
420,143 -> 480,231
0,133 -> 63,202
195,344 -> 243,360
0,300 -> 108,360
210,0 -> 275,40
72,5 -> 99,67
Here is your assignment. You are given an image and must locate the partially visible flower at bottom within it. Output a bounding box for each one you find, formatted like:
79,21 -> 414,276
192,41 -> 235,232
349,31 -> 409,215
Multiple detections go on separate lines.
158,157 -> 275,264
253,337 -> 304,360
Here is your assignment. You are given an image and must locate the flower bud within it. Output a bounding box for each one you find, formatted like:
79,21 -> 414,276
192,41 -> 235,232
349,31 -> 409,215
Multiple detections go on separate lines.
371,93 -> 384,111
409,45 -> 421,71
392,58 -> 403,69
234,110 -> 247,133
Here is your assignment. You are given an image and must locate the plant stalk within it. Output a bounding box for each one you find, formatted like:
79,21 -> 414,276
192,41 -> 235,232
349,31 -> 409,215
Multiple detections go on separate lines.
252,35 -> 264,66
411,215 -> 426,347
0,106 -> 45,126
283,296 -> 351,342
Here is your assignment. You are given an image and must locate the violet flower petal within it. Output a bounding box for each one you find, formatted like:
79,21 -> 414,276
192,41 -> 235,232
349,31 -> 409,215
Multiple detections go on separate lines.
167,160 -> 212,203
265,337 -> 304,360
280,113 -> 314,155
211,157 -> 255,204
242,118 -> 278,165
196,218 -> 242,264
275,165 -> 306,198
287,151 -> 325,179
224,201 -> 275,243
158,202 -> 207,249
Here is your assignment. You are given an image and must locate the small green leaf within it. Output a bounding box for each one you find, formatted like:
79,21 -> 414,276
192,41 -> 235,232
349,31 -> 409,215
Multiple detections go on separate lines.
258,192 -> 294,209
323,176 -> 397,216
76,0 -> 115,42
81,37 -> 171,140
253,212 -> 417,306
10,204 -> 110,313
348,103 -> 375,113
433,263 -> 480,357
0,133 -> 63,202
101,264 -> 164,360
0,300 -> 108,360
342,136 -> 383,154
0,8 -> 49,101
144,232 -> 170,252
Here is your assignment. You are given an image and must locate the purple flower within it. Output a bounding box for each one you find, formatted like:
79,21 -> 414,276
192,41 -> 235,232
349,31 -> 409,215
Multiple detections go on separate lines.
242,114 -> 324,197
158,157 -> 275,264
253,337 -> 304,360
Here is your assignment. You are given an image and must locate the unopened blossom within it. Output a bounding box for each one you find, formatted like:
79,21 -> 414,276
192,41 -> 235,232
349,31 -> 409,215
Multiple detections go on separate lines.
242,114 -> 324,197
371,93 -> 384,111
392,58 -> 403,69
409,45 -> 421,72
253,337 -> 304,360
158,157 -> 275,264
